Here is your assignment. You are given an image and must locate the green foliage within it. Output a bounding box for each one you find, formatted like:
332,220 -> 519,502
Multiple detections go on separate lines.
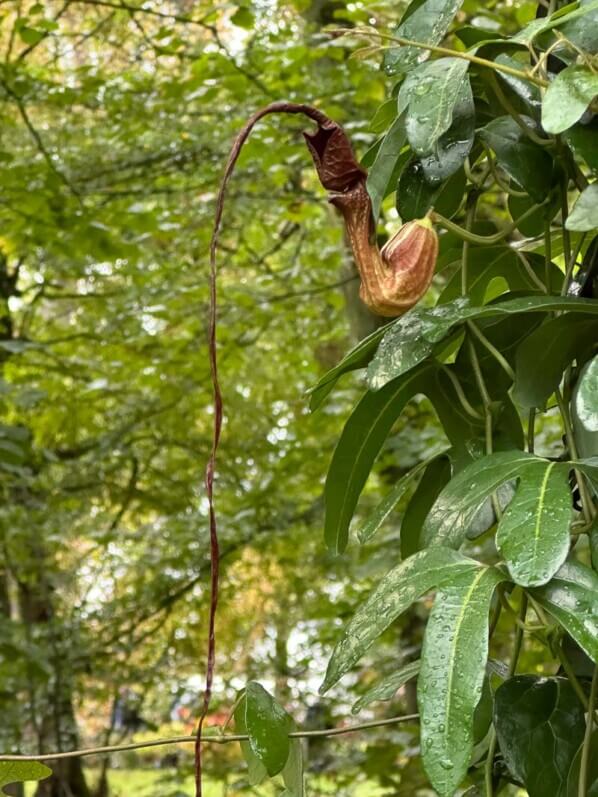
0,762 -> 51,795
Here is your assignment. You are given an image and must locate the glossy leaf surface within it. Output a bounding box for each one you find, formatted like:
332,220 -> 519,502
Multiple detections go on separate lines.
321,547 -> 482,693
566,183 -> 598,231
352,660 -> 420,714
383,0 -> 464,75
494,676 -> 585,797
421,451 -> 542,548
367,295 -> 598,391
496,461 -> 571,586
366,112 -> 408,221
244,682 -> 292,777
419,567 -> 505,797
479,115 -> 553,201
542,65 -> 598,134
399,58 -> 470,158
324,365 -> 432,554
530,560 -> 598,662
358,455 -> 441,543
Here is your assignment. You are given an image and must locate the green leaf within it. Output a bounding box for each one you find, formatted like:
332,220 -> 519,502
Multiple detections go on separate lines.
479,116 -> 553,202
572,356 -> 598,461
307,324 -> 387,411
320,547 -> 482,693
352,660 -> 420,714
235,694 -> 269,785
565,119 -> 598,172
508,191 -> 561,237
567,729 -> 598,796
566,183 -> 598,232
542,66 -> 598,135
399,58 -> 470,156
421,450 -> 542,548
561,0 -> 598,54
383,0 -> 464,75
513,0 -> 598,45
244,682 -> 292,777
367,295 -> 598,392
324,365 -> 433,554
438,248 -> 559,304
513,315 -> 598,408
419,77 -> 474,183
358,454 -> 443,543
494,54 -> 542,114
530,560 -> 598,662
419,566 -> 505,797
0,762 -> 52,795
397,157 -> 443,221
366,112 -> 408,222
494,676 -> 585,797
573,355 -> 598,432
282,736 -> 304,797
401,455 -> 451,558
496,461 -> 572,586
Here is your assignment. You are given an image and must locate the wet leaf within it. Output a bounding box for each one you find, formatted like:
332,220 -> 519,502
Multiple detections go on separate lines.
494,676 -> 585,797
399,58 -> 470,156
320,547 -> 482,693
566,183 -> 598,232
366,111 -> 408,221
421,450 -> 544,548
419,567 -> 505,797
479,115 -> 553,202
244,682 -> 292,777
383,0 -> 464,75
571,355 -> 598,461
401,454 -> 451,558
419,78 -> 475,183
367,295 -> 598,392
496,461 -> 572,586
359,454 -> 444,543
542,65 -> 598,134
324,365 -> 434,554
530,559 -> 598,662
352,660 -> 421,714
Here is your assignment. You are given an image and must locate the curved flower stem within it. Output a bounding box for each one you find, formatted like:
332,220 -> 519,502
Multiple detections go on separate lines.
579,665 -> 598,797
433,199 -> 547,245
339,27 -> 549,87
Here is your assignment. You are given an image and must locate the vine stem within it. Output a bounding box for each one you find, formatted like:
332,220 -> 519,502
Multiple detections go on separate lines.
200,100 -> 343,797
0,714 -> 420,762
579,665 -> 598,797
335,27 -> 549,87
433,198 -> 547,245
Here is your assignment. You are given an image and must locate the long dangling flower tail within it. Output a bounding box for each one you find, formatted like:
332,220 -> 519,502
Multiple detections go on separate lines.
197,101 -> 356,797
